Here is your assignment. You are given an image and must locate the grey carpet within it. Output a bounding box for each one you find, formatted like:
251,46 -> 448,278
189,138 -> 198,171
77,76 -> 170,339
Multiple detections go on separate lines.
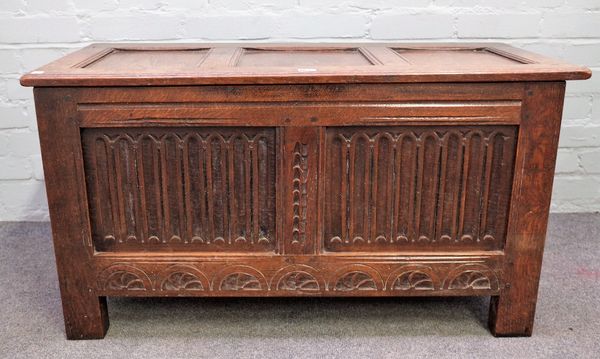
0,213 -> 599,358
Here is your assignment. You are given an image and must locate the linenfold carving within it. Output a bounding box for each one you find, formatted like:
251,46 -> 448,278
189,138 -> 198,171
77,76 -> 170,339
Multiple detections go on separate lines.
82,128 -> 276,251
324,127 -> 516,250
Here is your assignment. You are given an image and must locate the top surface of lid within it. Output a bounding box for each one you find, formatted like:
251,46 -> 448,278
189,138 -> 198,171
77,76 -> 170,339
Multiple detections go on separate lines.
20,43 -> 592,87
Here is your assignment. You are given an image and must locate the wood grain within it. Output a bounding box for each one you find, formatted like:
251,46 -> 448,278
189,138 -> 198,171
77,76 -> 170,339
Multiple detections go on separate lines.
323,125 -> 516,252
22,43 -> 590,339
34,88 -> 109,339
20,43 -> 591,87
81,127 -> 276,252
489,82 -> 566,337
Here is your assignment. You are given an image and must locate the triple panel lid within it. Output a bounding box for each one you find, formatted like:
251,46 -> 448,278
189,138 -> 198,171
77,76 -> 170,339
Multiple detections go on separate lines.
20,43 -> 591,87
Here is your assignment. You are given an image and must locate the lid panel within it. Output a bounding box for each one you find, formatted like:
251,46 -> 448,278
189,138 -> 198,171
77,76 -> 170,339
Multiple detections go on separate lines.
393,48 -> 528,66
20,43 -> 592,86
81,48 -> 210,72
236,48 -> 374,67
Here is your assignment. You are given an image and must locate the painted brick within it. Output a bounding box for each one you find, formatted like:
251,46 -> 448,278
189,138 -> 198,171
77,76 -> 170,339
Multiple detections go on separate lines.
552,176 -> 600,200
565,0 -> 600,9
19,48 -> 66,72
0,181 -> 48,221
519,42 -> 564,59
0,16 -> 80,43
457,14 -> 542,38
520,40 -> 600,67
0,106 -> 30,129
542,13 -> 600,38
550,197 -> 600,213
184,15 -> 277,40
211,0 -> 297,10
0,155 -> 32,179
563,96 -> 592,120
118,0 -> 163,10
559,125 -> 600,147
0,130 -> 41,157
562,43 -> 600,67
555,149 -> 580,173
72,0 -> 119,12
593,96 -> 600,120
161,0 -> 208,11
25,0 -> 71,13
371,14 -> 454,39
348,0 -> 431,7
5,78 -> 32,101
89,15 -> 182,41
0,80 -> 6,102
0,50 -> 20,74
23,103 -> 37,130
277,13 -> 369,38
299,0 -> 430,8
580,149 -> 600,173
0,0 -> 26,13
435,0 -> 563,7
30,154 -> 44,180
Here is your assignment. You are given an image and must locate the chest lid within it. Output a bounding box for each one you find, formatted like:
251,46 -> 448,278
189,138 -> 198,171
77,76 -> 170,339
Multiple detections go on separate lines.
20,43 -> 591,87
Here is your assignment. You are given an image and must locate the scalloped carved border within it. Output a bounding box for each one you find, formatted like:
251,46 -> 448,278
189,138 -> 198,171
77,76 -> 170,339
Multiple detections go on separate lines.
157,264 -> 210,291
270,265 -> 323,292
442,264 -> 499,291
330,264 -> 384,291
212,265 -> 268,291
98,264 -> 152,291
96,262 -> 500,294
386,264 -> 439,291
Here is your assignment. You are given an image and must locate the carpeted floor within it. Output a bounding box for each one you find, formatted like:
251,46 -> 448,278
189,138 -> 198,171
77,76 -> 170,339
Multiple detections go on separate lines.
0,213 -> 599,358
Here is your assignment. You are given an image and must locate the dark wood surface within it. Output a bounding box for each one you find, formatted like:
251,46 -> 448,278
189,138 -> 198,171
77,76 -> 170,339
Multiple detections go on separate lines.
20,43 -> 590,87
23,43 -> 590,339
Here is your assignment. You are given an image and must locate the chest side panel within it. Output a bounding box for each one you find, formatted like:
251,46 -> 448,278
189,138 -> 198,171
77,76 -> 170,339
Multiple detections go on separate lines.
81,127 -> 276,252
323,125 -> 517,252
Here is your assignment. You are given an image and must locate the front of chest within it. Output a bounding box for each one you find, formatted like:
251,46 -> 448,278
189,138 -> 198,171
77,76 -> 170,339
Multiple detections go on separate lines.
23,43 -> 590,338
69,81 -> 524,293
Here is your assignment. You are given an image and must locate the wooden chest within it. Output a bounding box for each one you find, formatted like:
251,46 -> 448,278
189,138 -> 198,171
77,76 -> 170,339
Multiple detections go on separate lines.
21,43 -> 590,339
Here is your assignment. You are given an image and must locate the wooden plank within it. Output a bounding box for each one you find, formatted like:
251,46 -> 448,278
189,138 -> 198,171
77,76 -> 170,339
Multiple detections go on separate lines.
20,43 -> 591,87
77,100 -> 523,127
280,127 -> 319,254
34,88 -> 109,339
489,81 -> 566,337
91,251 -> 505,296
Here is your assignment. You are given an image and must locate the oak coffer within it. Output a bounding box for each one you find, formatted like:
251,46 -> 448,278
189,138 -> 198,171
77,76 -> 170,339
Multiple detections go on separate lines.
20,43 -> 591,339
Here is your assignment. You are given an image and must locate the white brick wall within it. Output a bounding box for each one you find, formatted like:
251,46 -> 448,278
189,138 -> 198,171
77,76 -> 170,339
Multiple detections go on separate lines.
0,0 -> 599,220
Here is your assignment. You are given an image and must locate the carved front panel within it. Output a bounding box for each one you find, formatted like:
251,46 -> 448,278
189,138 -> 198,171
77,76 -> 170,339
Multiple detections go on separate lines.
280,127 -> 319,254
323,126 -> 517,251
95,259 -> 502,296
82,127 -> 276,252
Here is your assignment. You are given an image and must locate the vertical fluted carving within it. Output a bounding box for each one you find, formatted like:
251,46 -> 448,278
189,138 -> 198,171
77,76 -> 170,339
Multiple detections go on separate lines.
324,126 -> 517,251
82,128 -> 276,252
